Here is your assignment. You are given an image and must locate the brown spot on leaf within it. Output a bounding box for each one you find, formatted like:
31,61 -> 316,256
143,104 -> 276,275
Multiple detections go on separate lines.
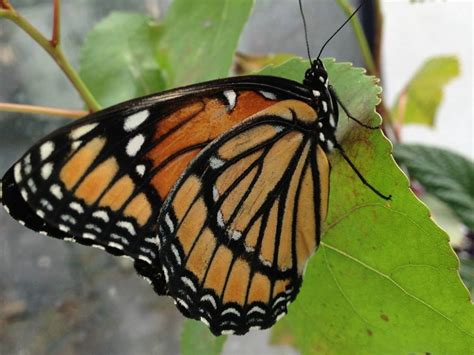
380,313 -> 389,321
367,329 -> 373,336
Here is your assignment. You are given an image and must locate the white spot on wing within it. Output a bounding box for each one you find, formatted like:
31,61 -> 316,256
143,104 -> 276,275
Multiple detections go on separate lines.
216,210 -> 225,227
329,115 -> 336,127
69,202 -> 84,214
41,163 -> 54,180
126,134 -> 145,157
209,156 -> 224,169
117,221 -> 136,236
111,233 -> 129,245
171,244 -> 181,265
71,141 -> 82,150
322,101 -> 328,112
274,125 -> 285,133
21,189 -> 28,201
83,233 -> 96,240
108,242 -> 124,250
60,214 -> 76,224
259,91 -> 277,100
200,294 -> 217,309
319,132 -> 326,142
181,276 -> 197,292
70,123 -> 98,139
14,163 -> 22,182
36,209 -> 45,218
124,110 -> 150,131
165,213 -> 174,233
221,330 -> 235,335
177,298 -> 189,310
50,184 -> 63,199
85,224 -> 102,233
59,224 -> 70,232
229,230 -> 242,240
312,90 -> 321,97
222,308 -> 240,317
247,305 -> 266,315
138,255 -> 152,264
135,164 -> 146,177
40,141 -> 55,160
93,210 -> 109,222
223,90 -> 237,110
212,186 -> 219,202
27,178 -> 37,193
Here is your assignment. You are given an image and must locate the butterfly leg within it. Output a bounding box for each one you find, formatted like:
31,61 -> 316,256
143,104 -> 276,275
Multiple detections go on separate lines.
333,141 -> 392,200
329,86 -> 380,129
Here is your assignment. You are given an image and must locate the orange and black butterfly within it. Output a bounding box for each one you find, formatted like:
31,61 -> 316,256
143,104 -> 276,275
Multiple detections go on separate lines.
0,1 -> 389,336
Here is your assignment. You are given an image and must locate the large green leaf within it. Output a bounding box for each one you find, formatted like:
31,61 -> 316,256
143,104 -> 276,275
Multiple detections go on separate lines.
79,12 -> 165,108
181,320 -> 227,355
260,59 -> 473,354
157,0 -> 254,88
392,56 -> 459,126
394,143 -> 474,231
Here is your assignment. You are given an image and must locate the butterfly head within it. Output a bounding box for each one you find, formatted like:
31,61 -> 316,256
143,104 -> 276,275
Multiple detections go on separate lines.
303,59 -> 329,90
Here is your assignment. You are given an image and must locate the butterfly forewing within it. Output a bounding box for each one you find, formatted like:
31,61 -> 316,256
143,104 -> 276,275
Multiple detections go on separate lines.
157,99 -> 330,335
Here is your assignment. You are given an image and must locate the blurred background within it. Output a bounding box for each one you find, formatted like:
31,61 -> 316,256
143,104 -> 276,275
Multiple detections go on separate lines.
0,0 -> 472,354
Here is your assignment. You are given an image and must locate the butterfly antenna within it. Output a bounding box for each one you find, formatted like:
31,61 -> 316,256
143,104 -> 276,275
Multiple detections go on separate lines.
298,0 -> 313,65
316,0 -> 367,60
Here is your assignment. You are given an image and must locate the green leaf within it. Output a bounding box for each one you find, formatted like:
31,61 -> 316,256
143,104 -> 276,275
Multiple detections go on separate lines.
394,144 -> 474,230
181,319 -> 227,355
79,12 -> 166,108
235,52 -> 295,75
261,59 -> 474,354
392,56 -> 459,126
157,0 -> 254,88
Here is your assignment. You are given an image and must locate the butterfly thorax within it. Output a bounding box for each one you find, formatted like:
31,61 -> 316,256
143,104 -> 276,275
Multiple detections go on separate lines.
303,59 -> 338,152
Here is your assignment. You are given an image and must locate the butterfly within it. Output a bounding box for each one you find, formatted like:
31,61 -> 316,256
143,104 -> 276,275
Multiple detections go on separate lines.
0,0 -> 389,337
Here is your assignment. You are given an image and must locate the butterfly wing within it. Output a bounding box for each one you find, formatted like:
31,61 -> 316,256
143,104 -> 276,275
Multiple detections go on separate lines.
0,75 -> 313,295
156,99 -> 330,335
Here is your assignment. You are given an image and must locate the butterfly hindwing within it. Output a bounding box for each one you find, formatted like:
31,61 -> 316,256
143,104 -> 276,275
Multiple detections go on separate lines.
1,76 -> 315,296
157,99 -> 330,335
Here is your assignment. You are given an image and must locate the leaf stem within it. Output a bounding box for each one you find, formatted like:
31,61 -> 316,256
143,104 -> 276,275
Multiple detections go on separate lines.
51,0 -> 60,47
335,0 -> 377,75
0,102 -> 87,119
0,3 -> 100,111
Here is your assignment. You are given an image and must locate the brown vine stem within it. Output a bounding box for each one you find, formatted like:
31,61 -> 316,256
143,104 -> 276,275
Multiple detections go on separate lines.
0,1 -> 100,112
51,0 -> 60,47
0,102 -> 87,119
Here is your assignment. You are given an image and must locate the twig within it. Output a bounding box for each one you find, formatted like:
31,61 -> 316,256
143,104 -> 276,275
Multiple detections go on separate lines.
51,0 -> 60,47
0,102 -> 87,119
0,1 -> 13,11
0,2 -> 100,112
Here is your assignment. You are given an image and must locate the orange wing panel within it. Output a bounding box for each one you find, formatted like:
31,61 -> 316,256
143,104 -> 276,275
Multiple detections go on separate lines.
146,91 -> 279,200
